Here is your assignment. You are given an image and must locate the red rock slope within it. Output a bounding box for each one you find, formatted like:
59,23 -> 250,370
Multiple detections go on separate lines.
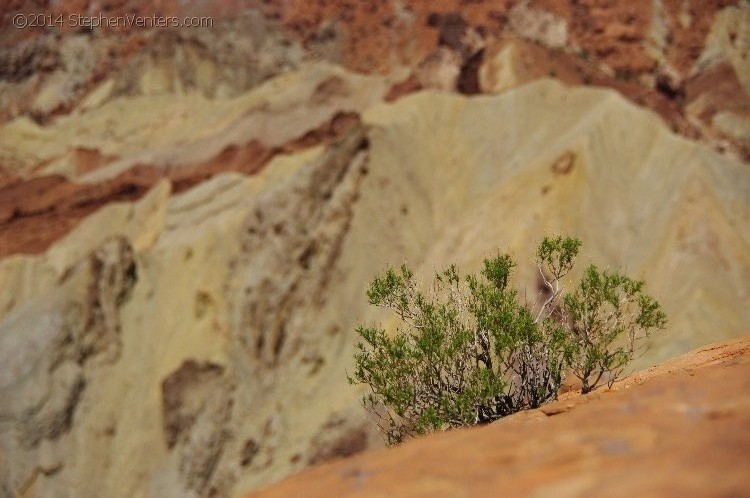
248,337 -> 750,497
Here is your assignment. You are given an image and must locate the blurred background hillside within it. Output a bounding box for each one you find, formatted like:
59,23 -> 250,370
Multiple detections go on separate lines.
1,1 -> 748,496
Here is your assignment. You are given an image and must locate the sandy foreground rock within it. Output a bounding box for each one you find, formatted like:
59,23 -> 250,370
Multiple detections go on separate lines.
248,336 -> 750,498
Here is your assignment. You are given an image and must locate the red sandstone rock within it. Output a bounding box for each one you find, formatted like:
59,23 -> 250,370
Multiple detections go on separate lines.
248,337 -> 750,497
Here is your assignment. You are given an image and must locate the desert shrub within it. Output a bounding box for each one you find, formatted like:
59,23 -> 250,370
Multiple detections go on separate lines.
562,265 -> 667,393
350,236 -> 666,444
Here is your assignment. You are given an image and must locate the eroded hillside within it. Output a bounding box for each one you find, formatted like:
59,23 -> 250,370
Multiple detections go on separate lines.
0,1 -> 749,497
1,76 -> 749,497
2,1 -> 749,161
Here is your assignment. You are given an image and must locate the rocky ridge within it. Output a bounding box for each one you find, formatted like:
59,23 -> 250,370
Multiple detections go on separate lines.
1,1 -> 749,161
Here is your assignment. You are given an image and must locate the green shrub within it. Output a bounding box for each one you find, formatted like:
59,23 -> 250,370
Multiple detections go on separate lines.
349,236 -> 666,444
563,265 -> 667,393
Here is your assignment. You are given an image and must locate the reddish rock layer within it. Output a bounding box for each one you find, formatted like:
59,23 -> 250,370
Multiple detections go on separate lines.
1,1 -> 735,78
249,337 -> 750,497
0,113 -> 361,259
3,1 -> 745,156
0,172 -> 150,259
255,0 -> 735,77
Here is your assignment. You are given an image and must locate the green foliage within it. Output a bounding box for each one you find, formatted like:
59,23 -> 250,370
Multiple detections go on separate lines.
350,236 -> 666,444
536,235 -> 582,280
562,265 -> 667,393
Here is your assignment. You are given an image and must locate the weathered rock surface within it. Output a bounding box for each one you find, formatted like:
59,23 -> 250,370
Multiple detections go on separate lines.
361,80 -> 750,368
248,336 -> 750,498
0,62 -> 386,258
2,1 -> 749,160
0,61 -> 386,180
1,76 -> 748,497
0,126 -> 383,497
0,2 -> 749,496
0,237 -> 137,496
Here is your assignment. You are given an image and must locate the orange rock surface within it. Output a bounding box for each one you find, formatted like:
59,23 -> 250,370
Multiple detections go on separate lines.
249,337 -> 750,497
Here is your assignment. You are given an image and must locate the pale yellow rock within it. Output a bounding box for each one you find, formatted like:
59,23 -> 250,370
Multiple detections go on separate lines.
0,180 -> 171,320
139,59 -> 175,95
0,62 -> 388,181
80,78 -> 116,112
713,111 -> 750,141
479,43 -> 527,94
1,77 -> 749,498
0,139 -> 334,497
31,79 -> 64,116
646,0 -> 670,63
415,47 -> 462,92
186,47 -> 219,93
694,3 -> 750,94
508,1 -> 568,49
361,80 -> 750,368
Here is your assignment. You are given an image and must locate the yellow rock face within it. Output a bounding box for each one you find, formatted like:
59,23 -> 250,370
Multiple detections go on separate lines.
0,73 -> 748,498
0,62 -> 389,180
697,4 -> 750,95
361,80 -> 750,367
